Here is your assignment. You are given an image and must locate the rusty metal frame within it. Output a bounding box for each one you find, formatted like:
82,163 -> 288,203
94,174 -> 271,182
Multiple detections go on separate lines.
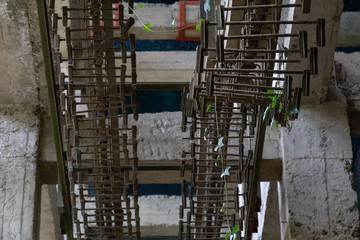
177,0 -> 200,41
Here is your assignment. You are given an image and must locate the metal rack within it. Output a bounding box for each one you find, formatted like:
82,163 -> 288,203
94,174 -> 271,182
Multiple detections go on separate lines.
179,0 -> 325,239
47,0 -> 140,239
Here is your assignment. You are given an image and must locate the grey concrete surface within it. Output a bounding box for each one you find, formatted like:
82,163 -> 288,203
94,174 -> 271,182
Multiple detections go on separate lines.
286,0 -> 343,104
0,105 -> 40,240
0,1 -> 45,107
0,1 -> 45,239
129,112 -> 189,160
40,185 -> 56,240
333,51 -> 360,135
261,182 -> 281,240
337,12 -> 360,47
279,102 -> 359,240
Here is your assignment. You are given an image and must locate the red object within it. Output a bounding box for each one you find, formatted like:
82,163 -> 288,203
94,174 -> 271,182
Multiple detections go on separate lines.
100,2 -> 122,28
176,0 -> 200,41
90,3 -> 122,38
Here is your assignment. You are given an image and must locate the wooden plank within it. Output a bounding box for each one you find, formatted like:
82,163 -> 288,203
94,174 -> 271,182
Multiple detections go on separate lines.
141,226 -> 178,237
133,170 -> 190,184
58,82 -> 188,91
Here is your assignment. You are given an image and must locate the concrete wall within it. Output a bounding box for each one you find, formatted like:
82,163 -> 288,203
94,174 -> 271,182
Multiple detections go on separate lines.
0,0 -> 47,108
279,102 -> 359,239
337,12 -> 360,47
0,106 -> 40,240
40,185 -> 60,240
261,182 -> 281,240
129,112 -> 188,160
0,1 -> 46,239
256,98 -> 360,240
333,51 -> 360,135
0,1 -> 38,105
258,1 -> 360,239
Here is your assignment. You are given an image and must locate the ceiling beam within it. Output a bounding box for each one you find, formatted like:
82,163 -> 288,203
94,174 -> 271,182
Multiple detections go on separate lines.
39,158 -> 282,185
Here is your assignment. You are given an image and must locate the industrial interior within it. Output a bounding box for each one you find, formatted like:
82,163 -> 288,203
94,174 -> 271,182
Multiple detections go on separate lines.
0,0 -> 359,239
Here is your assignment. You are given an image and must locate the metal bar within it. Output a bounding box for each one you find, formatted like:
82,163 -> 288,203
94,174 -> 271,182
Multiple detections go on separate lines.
209,20 -> 317,25
35,0 -> 73,238
58,81 -> 188,90
224,3 -> 302,10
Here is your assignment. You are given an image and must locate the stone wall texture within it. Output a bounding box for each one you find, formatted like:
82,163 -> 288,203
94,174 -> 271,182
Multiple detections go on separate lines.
280,102 -> 359,239
0,0 -> 42,106
0,106 -> 40,240
129,112 -> 189,160
0,0 -> 44,239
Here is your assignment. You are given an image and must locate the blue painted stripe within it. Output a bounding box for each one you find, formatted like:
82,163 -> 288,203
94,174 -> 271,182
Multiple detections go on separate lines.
115,40 -> 200,51
351,136 -> 360,171
343,0 -> 360,11
88,183 -> 193,196
351,136 -> 360,217
132,184 -> 182,195
129,183 -> 193,196
335,47 -> 360,53
94,90 -> 182,118
136,90 -> 182,113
